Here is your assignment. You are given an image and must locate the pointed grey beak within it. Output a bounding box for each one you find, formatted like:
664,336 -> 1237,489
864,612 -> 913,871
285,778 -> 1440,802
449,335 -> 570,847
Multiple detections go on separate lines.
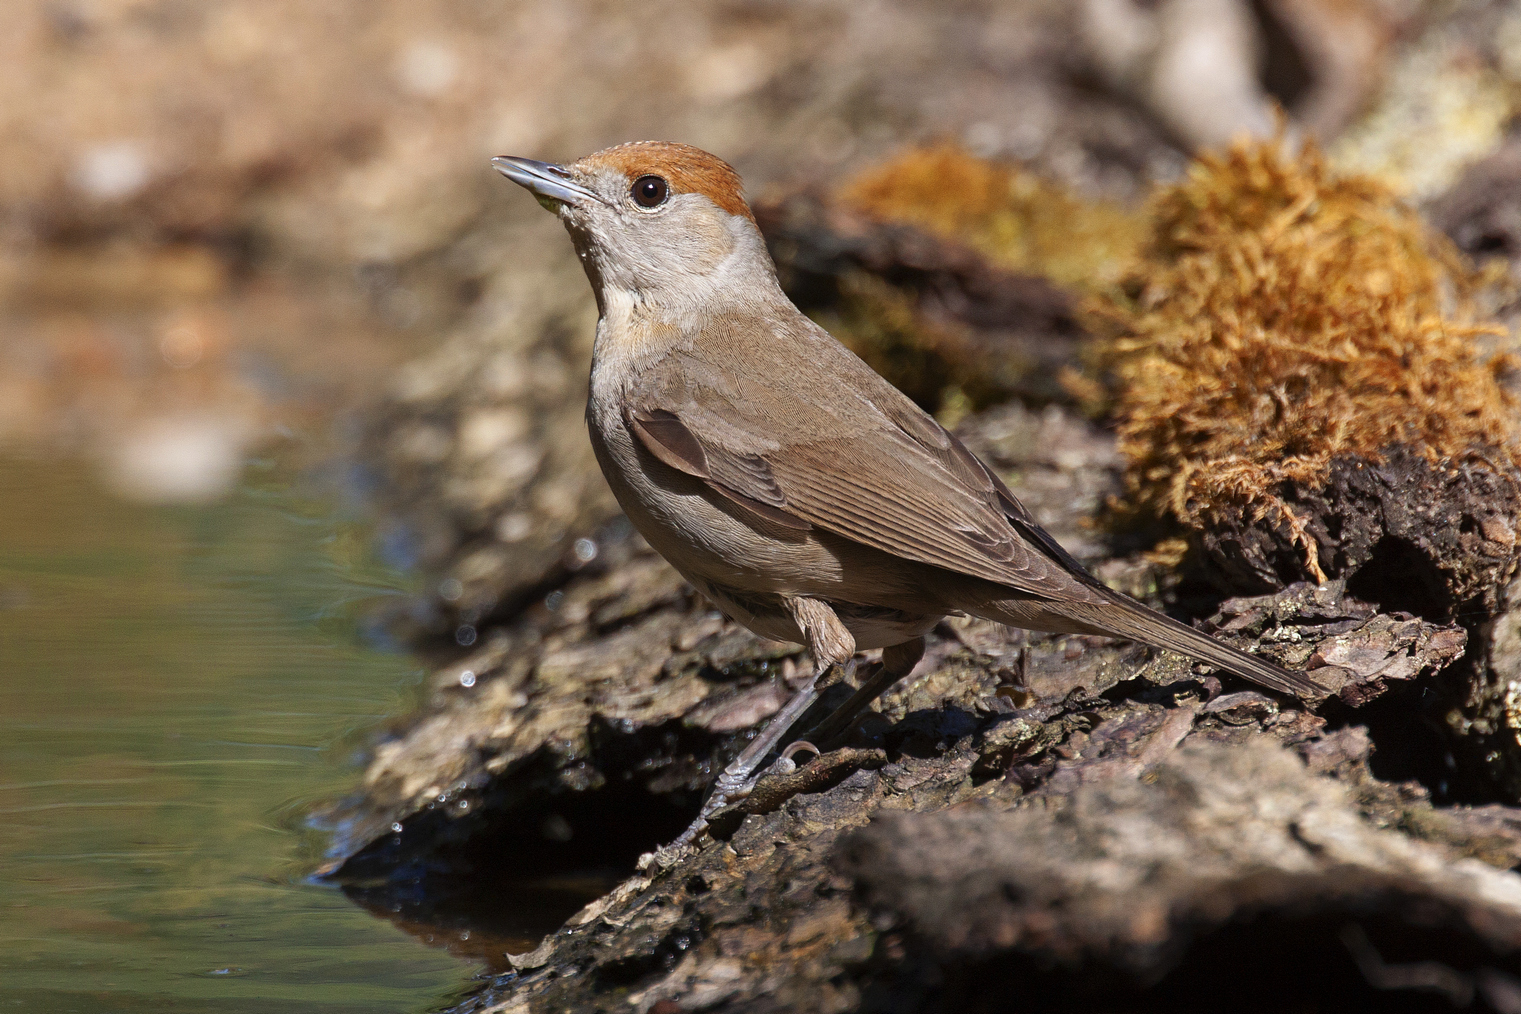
491,156 -> 598,207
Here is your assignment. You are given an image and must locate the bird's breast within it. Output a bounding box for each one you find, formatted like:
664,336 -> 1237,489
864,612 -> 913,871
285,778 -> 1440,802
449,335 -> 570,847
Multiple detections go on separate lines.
585,392 -> 830,589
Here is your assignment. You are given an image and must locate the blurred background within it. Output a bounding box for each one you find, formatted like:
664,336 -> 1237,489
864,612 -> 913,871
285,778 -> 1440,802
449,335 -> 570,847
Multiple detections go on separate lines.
2,0 -> 1520,1011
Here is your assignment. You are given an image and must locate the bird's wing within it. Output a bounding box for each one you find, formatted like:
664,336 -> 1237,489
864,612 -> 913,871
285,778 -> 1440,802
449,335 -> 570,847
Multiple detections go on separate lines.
622,315 -> 1103,601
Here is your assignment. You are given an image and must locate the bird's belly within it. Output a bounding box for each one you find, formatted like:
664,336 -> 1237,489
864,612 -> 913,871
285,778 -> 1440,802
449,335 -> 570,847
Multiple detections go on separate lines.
591,417 -> 841,587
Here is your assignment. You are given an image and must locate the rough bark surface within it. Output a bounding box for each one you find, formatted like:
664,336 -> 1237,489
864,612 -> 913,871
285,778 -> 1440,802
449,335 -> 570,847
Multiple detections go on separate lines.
1194,445 -> 1521,622
421,587 -> 1498,1013
844,738 -> 1521,965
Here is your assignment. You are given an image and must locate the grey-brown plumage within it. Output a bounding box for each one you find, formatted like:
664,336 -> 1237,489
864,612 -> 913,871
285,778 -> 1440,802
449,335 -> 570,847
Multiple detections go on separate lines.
620,316 -> 1314,696
492,141 -> 1324,845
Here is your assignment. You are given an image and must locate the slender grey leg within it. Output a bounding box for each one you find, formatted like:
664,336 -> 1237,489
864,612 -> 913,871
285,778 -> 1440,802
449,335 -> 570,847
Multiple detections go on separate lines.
672,598 -> 856,848
803,636 -> 926,747
672,663 -> 845,847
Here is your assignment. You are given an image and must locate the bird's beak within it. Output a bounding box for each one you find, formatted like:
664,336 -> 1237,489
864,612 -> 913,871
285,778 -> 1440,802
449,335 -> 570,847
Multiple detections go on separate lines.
491,156 -> 597,210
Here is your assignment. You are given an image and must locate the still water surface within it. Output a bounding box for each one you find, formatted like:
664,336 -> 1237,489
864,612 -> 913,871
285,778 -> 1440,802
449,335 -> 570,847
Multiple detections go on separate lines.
0,452 -> 478,1012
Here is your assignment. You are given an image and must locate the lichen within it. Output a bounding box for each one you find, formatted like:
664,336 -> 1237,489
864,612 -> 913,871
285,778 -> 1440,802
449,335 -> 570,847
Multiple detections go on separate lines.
1091,136 -> 1516,578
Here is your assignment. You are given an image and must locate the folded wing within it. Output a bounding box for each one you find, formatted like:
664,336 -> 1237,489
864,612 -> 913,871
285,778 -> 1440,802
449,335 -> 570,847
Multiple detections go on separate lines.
623,323 -> 1106,604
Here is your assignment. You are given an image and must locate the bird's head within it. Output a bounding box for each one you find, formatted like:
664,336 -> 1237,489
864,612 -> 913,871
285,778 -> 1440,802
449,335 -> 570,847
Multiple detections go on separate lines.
492,141 -> 778,317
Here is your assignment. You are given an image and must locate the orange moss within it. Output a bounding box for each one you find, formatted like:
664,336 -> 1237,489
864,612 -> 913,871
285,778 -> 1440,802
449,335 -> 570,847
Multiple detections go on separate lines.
1092,137 -> 1515,577
838,144 -> 1145,291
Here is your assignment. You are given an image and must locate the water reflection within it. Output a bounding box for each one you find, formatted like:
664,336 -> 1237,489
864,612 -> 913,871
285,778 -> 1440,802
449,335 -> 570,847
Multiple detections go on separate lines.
0,453 -> 472,1012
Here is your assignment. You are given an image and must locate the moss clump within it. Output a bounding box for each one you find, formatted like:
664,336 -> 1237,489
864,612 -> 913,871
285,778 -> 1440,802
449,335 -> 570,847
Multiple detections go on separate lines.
1093,137 -> 1515,580
837,144 -> 1146,292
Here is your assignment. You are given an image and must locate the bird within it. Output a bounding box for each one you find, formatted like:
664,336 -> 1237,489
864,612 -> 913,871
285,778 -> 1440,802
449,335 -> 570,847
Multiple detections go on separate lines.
491,141 -> 1324,844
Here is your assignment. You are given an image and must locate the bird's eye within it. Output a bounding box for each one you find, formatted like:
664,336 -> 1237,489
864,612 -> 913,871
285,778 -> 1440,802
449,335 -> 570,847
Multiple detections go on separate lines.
632,175 -> 669,208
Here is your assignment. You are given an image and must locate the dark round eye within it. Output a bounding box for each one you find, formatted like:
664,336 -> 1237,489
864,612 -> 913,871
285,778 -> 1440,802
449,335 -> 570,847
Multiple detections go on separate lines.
632,175 -> 668,208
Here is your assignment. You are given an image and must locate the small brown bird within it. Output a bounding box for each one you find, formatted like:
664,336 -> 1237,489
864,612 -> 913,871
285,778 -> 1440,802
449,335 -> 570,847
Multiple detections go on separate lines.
493,141 -> 1322,843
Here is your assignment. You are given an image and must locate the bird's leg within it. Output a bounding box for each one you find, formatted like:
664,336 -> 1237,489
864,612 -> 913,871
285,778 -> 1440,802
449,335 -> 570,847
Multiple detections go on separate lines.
673,598 -> 854,848
803,636 -> 926,747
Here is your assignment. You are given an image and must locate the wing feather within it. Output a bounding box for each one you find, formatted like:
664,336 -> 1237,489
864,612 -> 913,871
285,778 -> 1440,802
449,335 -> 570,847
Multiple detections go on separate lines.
623,324 -> 1090,599
627,403 -> 812,532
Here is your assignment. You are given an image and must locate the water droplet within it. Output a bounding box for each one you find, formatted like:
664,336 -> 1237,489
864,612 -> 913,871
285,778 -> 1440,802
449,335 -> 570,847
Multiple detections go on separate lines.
459,669 -> 476,688
544,590 -> 564,612
572,538 -> 598,563
391,822 -> 404,833
72,140 -> 151,200
158,322 -> 206,369
455,624 -> 477,646
439,577 -> 464,602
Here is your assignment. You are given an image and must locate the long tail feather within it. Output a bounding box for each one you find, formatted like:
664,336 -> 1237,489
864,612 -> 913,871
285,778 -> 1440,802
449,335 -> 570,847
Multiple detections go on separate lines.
980,592 -> 1325,698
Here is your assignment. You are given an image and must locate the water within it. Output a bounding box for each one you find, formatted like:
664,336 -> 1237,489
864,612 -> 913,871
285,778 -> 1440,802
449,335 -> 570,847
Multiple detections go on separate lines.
0,452 -> 478,1012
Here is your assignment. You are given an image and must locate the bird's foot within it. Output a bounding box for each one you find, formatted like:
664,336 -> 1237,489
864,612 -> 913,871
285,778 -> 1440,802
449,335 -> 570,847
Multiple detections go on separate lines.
672,738 -> 893,848
670,662 -> 854,849
671,764 -> 756,849
673,737 -> 817,848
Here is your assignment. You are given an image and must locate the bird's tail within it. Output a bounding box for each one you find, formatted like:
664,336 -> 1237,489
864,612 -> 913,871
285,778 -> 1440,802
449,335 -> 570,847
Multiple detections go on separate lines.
974,590 -> 1326,698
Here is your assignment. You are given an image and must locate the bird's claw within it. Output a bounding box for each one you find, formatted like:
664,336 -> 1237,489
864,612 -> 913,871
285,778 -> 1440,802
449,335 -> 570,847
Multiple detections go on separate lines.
779,740 -> 820,764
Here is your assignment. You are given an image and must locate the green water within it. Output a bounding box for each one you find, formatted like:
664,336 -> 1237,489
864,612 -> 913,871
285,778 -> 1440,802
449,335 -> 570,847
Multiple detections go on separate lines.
0,452 -> 476,1012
